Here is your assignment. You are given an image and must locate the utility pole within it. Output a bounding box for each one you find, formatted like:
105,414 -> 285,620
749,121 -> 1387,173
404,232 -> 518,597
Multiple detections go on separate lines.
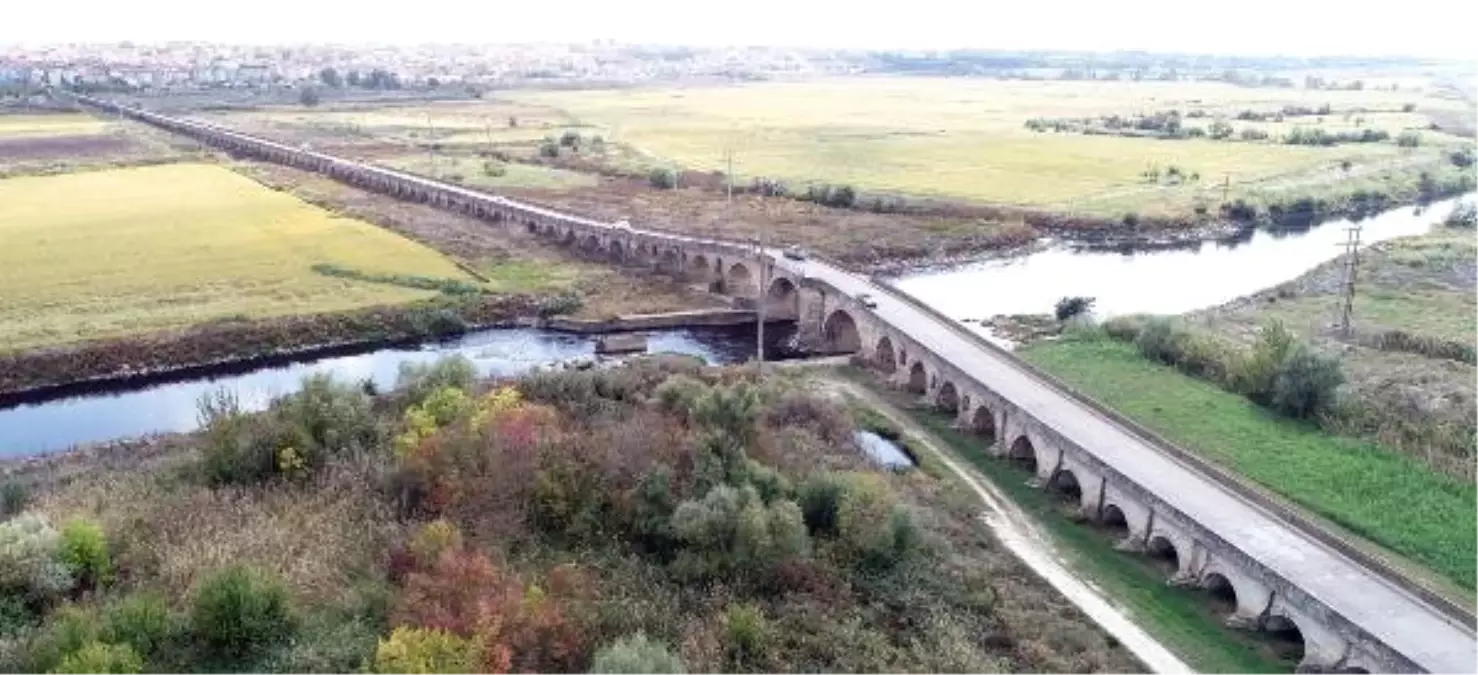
725,147 -> 734,203
1221,173 -> 1231,203
1336,225 -> 1363,337
425,113 -> 436,177
755,235 -> 766,375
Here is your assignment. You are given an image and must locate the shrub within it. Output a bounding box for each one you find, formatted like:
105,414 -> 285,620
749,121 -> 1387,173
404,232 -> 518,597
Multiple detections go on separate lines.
797,473 -> 846,537
648,168 -> 677,189
1133,317 -> 1187,366
58,518 -> 112,590
1270,344 -> 1344,419
0,513 -> 72,602
653,375 -> 708,419
100,593 -> 173,661
482,161 -> 507,177
560,131 -> 581,148
835,473 -> 919,570
1233,321 -> 1295,403
280,373 -> 378,459
52,641 -> 142,674
536,291 -> 584,318
723,603 -> 768,666
397,356 -> 477,407
669,485 -> 810,581
539,139 -> 559,158
0,594 -> 35,637
23,605 -> 98,672
1396,131 -> 1421,148
0,482 -> 30,518
590,632 -> 686,674
1444,201 -> 1477,229
692,383 -> 762,444
408,520 -> 465,570
1054,296 -> 1096,322
190,565 -> 294,661
1101,314 -> 1148,342
371,626 -> 479,674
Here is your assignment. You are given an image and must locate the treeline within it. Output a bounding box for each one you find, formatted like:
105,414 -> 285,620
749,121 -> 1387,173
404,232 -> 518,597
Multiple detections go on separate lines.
1025,106 -> 1425,147
317,67 -> 403,90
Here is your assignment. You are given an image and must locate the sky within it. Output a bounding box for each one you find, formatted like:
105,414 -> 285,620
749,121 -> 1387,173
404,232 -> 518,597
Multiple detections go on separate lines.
5,0 -> 1476,60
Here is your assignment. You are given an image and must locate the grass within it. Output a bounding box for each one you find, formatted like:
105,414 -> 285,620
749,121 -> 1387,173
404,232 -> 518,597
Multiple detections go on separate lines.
0,113 -> 110,137
382,154 -> 599,191
1019,336 -> 1477,590
888,397 -> 1295,674
504,78 -> 1471,217
0,163 -> 478,351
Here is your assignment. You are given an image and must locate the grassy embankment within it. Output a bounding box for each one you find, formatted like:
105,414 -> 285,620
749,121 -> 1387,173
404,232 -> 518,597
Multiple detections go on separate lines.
849,382 -> 1298,673
1019,335 -> 1476,592
0,358 -> 1142,673
0,163 -> 480,352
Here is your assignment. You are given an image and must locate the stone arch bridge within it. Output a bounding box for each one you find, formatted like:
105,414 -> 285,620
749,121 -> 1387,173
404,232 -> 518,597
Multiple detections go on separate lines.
76,94 -> 1476,674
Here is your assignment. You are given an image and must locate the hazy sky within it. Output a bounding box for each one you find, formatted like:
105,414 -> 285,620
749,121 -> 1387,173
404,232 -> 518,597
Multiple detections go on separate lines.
6,0 -> 1476,60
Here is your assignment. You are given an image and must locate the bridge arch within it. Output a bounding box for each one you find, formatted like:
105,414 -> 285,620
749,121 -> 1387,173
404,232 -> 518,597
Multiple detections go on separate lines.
1048,467 -> 1083,505
1264,613 -> 1309,671
1100,503 -> 1130,540
1008,435 -> 1038,475
937,381 -> 960,414
580,234 -> 602,256
691,254 -> 710,279
765,277 -> 798,319
970,405 -> 996,442
607,239 -> 625,262
1146,535 -> 1181,577
821,309 -> 862,354
907,361 -> 927,394
727,262 -> 754,295
659,248 -> 681,275
1200,572 -> 1240,620
875,336 -> 897,373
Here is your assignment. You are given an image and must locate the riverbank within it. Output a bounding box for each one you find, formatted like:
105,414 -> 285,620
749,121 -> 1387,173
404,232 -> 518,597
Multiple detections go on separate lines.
0,294 -> 537,401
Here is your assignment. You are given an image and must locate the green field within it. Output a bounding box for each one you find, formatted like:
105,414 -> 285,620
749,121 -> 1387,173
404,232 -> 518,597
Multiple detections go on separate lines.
1020,336 -> 1476,590
503,78 -> 1471,217
0,163 -> 478,351
383,154 -> 599,191
0,113 -> 111,137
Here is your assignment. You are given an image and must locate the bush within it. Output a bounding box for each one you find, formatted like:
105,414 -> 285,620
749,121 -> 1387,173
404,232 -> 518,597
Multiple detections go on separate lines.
539,139 -> 559,158
1232,321 -> 1295,403
1054,296 -> 1095,322
1444,202 -> 1476,229
559,131 -> 581,149
371,626 -> 479,674
397,356 -> 477,407
835,473 -> 919,570
1396,131 -> 1421,148
190,565 -> 294,661
797,474 -> 845,537
52,641 -> 142,674
1270,344 -> 1344,419
0,514 -> 72,602
23,605 -> 98,672
281,373 -> 378,458
482,161 -> 507,177
1101,314 -> 1148,342
536,292 -> 584,318
1133,317 -> 1187,366
723,603 -> 768,666
58,519 -> 112,590
648,168 -> 677,189
100,593 -> 173,662
669,485 -> 810,581
589,632 -> 686,674
0,482 -> 30,518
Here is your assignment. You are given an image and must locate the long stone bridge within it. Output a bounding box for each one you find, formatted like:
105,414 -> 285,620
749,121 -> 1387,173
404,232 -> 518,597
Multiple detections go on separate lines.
77,94 -> 1476,674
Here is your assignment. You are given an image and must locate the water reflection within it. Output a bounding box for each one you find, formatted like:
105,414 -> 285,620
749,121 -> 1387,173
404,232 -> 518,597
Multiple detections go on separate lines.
853,430 -> 916,470
0,325 -> 797,458
894,195 -> 1473,322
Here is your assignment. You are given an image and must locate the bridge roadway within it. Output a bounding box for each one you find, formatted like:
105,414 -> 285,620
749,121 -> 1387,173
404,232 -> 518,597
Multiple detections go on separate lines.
777,254 -> 1475,673
76,94 -> 1475,672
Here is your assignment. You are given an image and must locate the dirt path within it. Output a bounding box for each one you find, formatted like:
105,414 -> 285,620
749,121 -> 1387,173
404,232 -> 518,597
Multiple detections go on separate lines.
814,376 -> 1193,674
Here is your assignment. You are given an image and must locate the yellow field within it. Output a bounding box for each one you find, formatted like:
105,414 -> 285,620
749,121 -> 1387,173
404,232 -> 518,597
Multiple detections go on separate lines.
0,113 -> 111,137
504,78 -> 1468,216
0,163 -> 476,351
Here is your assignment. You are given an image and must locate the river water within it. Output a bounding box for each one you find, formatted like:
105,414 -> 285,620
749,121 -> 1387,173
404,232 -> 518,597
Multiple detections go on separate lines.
0,325 -> 799,458
3,195 -> 1470,459
894,195 -> 1474,323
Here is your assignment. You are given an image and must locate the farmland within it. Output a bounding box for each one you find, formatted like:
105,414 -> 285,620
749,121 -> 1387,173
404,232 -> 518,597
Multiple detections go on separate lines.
0,163 -> 479,352
0,111 -> 197,177
198,77 -> 1475,264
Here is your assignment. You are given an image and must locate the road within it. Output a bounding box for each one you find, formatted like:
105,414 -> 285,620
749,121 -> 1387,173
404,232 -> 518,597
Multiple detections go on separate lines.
774,254 -> 1477,674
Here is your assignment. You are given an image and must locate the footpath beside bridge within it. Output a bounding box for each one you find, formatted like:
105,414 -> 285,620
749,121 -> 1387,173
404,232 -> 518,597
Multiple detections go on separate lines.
78,95 -> 1477,674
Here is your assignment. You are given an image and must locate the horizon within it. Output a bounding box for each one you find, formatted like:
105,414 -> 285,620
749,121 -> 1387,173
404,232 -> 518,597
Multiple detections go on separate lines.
6,0 -> 1478,62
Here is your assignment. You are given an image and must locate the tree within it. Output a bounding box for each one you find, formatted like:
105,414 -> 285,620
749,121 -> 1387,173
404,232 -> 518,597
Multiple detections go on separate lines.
590,633 -> 685,674
427,77 -> 441,88
1270,344 -> 1344,419
649,168 -> 677,190
298,87 -> 321,107
318,67 -> 342,88
346,70 -> 361,87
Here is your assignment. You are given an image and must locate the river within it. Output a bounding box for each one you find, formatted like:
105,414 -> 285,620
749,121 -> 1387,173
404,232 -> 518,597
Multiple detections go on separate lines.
894,194 -> 1474,324
0,325 -> 799,458
2,195 -> 1469,458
